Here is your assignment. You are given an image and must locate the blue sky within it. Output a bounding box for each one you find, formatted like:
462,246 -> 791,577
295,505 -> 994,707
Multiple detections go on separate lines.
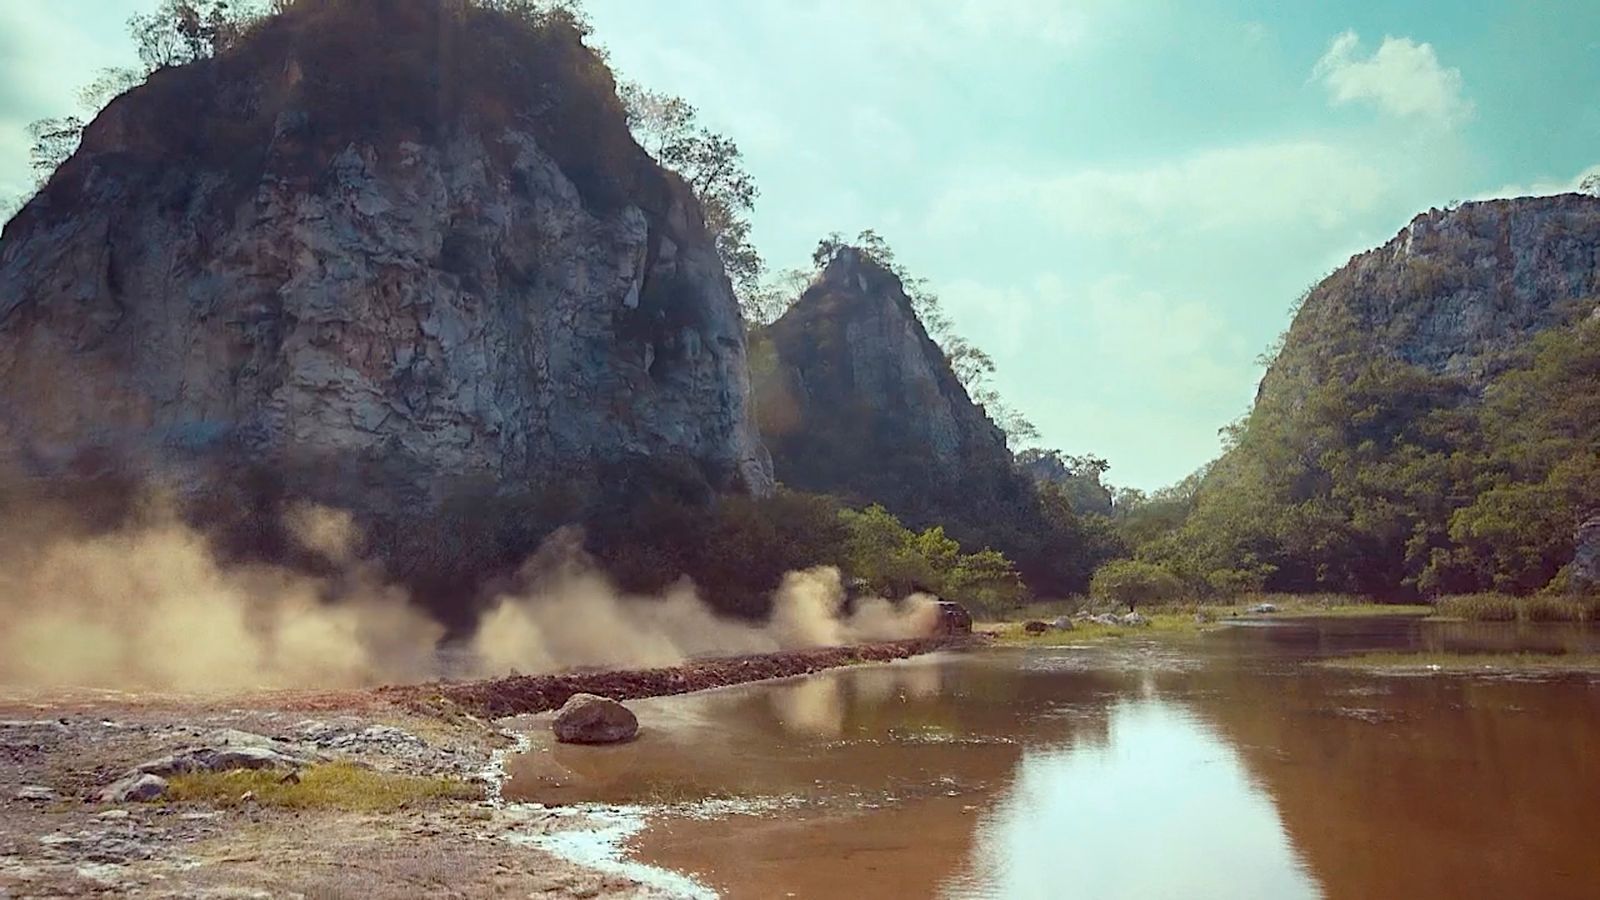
2,1 -> 1597,489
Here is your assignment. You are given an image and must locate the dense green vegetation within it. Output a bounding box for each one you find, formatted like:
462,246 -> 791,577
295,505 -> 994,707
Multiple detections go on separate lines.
586,491 -> 1027,617
1089,559 -> 1183,611
1130,310 -> 1600,600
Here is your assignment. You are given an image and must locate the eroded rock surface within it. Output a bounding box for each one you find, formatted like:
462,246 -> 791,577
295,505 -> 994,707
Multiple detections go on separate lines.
0,3 -> 770,575
1263,194 -> 1600,396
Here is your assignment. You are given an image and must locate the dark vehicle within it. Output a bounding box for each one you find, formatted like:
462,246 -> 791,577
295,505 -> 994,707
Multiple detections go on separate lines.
932,600 -> 973,636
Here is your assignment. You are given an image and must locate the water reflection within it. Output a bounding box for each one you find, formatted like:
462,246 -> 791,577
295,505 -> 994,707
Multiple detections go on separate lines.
953,700 -> 1317,899
507,620 -> 1600,899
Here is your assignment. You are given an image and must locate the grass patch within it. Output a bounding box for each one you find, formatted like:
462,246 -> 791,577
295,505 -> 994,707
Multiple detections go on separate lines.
1434,593 -> 1599,623
165,762 -> 481,812
1320,651 -> 1600,674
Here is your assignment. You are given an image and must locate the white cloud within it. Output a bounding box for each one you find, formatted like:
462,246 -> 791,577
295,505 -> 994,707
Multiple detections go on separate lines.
932,140 -> 1389,240
1475,163 -> 1600,200
1312,30 -> 1473,125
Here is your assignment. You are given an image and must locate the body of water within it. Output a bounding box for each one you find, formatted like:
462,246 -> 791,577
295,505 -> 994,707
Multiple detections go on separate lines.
505,617 -> 1600,898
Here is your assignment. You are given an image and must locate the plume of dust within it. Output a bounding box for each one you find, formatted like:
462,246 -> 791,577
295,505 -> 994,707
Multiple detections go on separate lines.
471,529 -> 940,675
0,499 -> 941,692
0,498 -> 443,692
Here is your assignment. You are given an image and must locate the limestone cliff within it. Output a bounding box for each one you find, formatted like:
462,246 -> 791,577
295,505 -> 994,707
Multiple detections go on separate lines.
1263,194 -> 1600,396
0,1 -> 771,573
755,248 -> 1063,583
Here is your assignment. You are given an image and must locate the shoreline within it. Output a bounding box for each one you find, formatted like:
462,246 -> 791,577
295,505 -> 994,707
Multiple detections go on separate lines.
0,637 -> 969,898
385,635 -> 975,718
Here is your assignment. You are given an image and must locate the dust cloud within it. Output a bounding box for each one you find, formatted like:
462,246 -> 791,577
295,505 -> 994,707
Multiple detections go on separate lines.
0,505 -> 938,693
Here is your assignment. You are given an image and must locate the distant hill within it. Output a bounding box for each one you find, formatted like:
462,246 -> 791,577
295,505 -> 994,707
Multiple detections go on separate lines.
1155,195 -> 1600,597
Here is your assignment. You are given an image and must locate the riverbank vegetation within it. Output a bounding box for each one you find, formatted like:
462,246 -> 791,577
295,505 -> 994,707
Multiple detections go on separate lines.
1320,651 -> 1600,675
1115,309 -> 1600,602
1432,593 -> 1600,622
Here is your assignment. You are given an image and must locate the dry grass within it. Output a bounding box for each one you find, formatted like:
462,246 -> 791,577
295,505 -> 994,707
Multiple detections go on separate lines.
166,762 -> 481,812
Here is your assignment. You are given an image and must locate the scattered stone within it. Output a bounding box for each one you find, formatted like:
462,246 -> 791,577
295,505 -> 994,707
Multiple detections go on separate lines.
552,694 -> 638,745
1022,621 -> 1050,635
95,809 -> 130,821
15,785 -> 58,803
1248,603 -> 1278,615
239,791 -> 257,804
96,773 -> 168,804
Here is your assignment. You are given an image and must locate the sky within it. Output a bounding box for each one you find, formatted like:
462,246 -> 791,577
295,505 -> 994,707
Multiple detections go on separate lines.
2,1 -> 1598,489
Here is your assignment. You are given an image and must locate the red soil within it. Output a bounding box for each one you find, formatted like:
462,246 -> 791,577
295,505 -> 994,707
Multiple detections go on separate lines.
383,637 -> 969,718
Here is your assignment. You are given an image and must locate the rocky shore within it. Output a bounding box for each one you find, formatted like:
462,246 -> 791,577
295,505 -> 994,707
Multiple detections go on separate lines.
0,638 -> 965,897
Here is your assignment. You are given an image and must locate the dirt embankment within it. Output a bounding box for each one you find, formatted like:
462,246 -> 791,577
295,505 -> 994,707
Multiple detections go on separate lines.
386,636 -> 969,717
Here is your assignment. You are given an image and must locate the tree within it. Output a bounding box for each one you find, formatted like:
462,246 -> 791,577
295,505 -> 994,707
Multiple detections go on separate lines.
27,118 -> 86,180
619,82 -> 765,320
1090,559 -> 1184,611
23,1 -> 257,189
128,0 -> 247,72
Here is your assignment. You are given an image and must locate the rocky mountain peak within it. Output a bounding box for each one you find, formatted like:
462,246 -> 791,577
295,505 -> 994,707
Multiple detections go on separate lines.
1269,193 -> 1600,393
0,0 -> 772,598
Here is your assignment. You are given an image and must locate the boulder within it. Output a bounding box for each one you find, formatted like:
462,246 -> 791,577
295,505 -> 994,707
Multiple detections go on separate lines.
1051,616 -> 1075,631
1248,603 -> 1278,615
1120,613 -> 1151,627
552,694 -> 638,745
97,773 -> 168,804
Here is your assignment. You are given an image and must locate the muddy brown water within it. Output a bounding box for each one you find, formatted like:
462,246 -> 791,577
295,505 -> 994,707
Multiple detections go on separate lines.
504,617 -> 1600,899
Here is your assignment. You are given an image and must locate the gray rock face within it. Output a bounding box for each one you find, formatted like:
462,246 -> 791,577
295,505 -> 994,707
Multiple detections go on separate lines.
756,249 -> 1025,543
551,692 -> 638,744
1575,515 -> 1600,589
0,10 -> 770,555
96,773 -> 169,804
1269,194 -> 1600,392
760,249 -> 1009,477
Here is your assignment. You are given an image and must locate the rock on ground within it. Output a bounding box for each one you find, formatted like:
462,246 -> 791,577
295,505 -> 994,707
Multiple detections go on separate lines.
551,694 -> 638,745
96,773 -> 169,804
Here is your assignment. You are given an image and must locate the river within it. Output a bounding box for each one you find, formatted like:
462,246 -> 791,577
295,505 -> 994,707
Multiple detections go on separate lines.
504,616 -> 1600,899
